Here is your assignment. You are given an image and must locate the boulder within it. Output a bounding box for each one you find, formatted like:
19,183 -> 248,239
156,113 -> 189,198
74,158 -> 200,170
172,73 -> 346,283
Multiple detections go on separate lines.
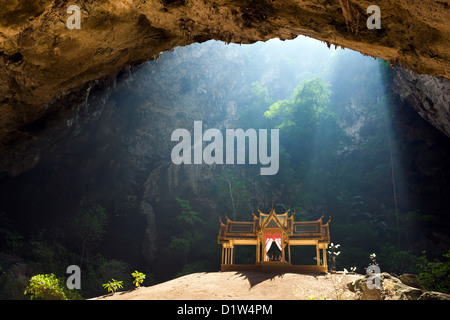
418,291 -> 450,300
348,272 -> 449,300
398,274 -> 423,289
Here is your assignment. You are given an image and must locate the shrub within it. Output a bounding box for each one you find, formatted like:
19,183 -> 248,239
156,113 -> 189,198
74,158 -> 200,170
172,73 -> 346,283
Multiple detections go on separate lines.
24,274 -> 67,300
102,279 -> 123,294
378,245 -> 420,274
417,251 -> 450,294
131,271 -> 146,288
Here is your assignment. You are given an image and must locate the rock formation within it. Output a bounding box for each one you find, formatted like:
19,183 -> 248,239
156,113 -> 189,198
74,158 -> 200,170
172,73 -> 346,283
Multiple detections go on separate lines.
0,0 -> 449,173
348,272 -> 450,300
393,68 -> 450,138
0,1 -> 449,283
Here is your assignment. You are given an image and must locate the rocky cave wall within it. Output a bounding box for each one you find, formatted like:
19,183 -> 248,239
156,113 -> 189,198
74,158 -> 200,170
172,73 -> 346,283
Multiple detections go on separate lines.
0,41 -> 279,266
0,0 -> 449,272
0,0 -> 450,179
393,69 -> 450,138
0,40 -> 449,270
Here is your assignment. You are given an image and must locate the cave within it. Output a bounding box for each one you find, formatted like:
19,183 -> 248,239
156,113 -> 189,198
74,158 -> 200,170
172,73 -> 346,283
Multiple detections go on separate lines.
0,1 -> 449,301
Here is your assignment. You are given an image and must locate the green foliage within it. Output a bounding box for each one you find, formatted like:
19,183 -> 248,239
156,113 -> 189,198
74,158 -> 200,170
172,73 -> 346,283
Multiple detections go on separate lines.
174,198 -> 202,229
333,245 -> 367,272
215,169 -> 250,220
0,212 -> 24,256
24,273 -> 67,300
72,204 -> 107,243
0,201 -> 134,299
82,254 -> 132,297
0,273 -> 28,300
261,77 -> 352,213
264,78 -> 331,127
72,204 -> 107,266
27,233 -> 63,273
102,279 -> 123,294
131,270 -> 146,287
417,251 -> 450,293
170,198 -> 203,265
378,246 -> 421,274
239,82 -> 273,129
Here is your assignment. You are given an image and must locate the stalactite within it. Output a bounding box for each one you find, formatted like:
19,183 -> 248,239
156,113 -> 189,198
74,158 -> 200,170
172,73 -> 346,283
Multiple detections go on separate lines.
338,0 -> 361,34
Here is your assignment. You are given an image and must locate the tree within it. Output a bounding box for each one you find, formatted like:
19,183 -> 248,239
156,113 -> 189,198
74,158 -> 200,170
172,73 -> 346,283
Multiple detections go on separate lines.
239,82 -> 273,130
72,204 -> 107,267
264,78 -> 336,165
215,169 -> 250,220
170,198 -> 203,265
263,78 -> 350,211
418,251 -> 450,293
264,78 -> 331,128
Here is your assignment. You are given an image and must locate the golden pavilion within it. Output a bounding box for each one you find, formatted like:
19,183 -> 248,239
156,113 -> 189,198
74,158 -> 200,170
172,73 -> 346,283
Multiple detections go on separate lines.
218,209 -> 331,273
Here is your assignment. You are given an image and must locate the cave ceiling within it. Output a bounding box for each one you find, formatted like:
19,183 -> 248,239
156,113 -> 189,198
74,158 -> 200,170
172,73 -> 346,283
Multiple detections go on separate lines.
0,0 -> 449,177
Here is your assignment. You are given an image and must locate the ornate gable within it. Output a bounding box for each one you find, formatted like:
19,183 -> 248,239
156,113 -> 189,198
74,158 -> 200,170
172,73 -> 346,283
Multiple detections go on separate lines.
261,209 -> 285,229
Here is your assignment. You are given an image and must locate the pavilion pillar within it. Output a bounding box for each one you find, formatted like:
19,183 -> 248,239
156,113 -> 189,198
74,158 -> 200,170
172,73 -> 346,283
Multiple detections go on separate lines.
316,244 -> 320,266
223,243 -> 232,265
288,243 -> 291,263
230,243 -> 234,265
223,246 -> 227,265
225,242 -> 233,265
256,237 -> 260,263
262,235 -> 266,261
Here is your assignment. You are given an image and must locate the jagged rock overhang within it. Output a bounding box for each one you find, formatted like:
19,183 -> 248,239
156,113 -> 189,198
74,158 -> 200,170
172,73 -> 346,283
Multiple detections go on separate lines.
1,0 -> 449,103
0,0 -> 449,170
